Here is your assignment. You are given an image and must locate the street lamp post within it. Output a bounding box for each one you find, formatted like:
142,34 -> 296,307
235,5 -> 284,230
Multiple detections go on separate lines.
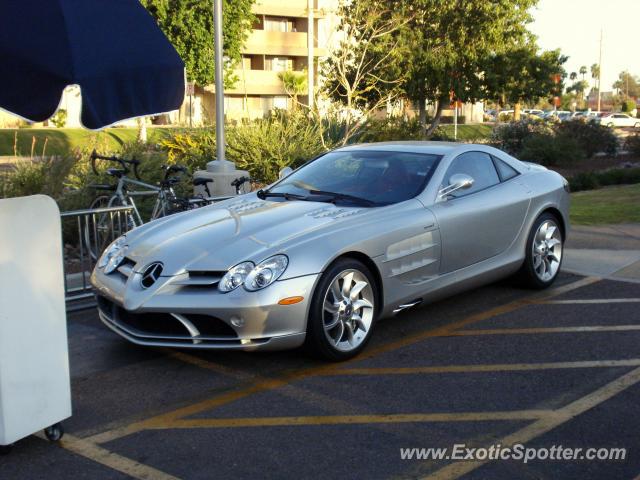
213,0 -> 225,162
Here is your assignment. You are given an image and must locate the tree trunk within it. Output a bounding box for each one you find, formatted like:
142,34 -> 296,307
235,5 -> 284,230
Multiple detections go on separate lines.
418,94 -> 427,135
514,102 -> 521,121
425,99 -> 445,138
137,117 -> 147,143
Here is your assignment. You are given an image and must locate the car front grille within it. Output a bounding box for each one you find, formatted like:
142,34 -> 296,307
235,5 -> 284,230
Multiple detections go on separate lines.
96,295 -> 243,346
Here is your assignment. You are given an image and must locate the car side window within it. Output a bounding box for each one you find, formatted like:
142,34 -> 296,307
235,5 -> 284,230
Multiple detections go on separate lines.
492,156 -> 519,182
443,151 -> 500,197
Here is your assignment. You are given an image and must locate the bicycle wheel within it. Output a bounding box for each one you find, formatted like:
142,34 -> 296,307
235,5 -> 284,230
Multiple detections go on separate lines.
84,196 -> 135,261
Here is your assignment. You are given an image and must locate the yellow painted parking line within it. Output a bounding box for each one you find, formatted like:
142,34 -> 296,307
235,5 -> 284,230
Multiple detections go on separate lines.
543,298 -> 640,304
425,366 -> 640,480
448,325 -> 640,336
87,276 -> 600,445
159,410 -> 553,430
331,359 -> 640,376
56,434 -> 181,480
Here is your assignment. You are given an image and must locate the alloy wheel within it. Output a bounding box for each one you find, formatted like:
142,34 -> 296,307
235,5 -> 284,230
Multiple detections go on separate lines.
532,219 -> 562,282
322,269 -> 375,352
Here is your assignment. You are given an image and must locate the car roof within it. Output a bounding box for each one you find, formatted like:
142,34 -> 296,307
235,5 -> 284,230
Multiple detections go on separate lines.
335,141 -> 462,156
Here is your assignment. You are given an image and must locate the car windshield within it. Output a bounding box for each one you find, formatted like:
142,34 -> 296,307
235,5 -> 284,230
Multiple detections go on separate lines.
267,150 -> 442,207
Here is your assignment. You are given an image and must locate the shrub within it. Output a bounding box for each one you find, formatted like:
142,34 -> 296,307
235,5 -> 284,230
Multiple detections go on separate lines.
159,128 -> 216,172
624,133 -> 640,157
622,99 -> 637,113
2,156 -> 76,199
50,109 -> 67,128
569,172 -> 600,192
226,111 -> 330,182
490,119 -> 553,156
519,133 -> 585,167
554,120 -> 617,157
355,117 -> 424,143
569,167 -> 640,192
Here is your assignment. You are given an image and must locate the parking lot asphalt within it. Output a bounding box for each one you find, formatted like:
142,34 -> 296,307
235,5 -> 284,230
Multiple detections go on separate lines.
2,272 -> 640,480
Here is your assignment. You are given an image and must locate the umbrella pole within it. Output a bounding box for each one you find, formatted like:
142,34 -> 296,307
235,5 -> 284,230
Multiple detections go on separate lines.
213,0 -> 226,162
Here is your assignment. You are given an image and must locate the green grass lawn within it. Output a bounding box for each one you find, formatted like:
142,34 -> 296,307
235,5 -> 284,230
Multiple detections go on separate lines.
439,123 -> 493,142
0,127 -> 174,157
570,184 -> 640,225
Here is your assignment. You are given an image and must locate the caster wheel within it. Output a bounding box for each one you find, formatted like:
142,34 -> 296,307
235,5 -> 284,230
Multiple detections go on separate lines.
0,444 -> 13,455
44,423 -> 64,442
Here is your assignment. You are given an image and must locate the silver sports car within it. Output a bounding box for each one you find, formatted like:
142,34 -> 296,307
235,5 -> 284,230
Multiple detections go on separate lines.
91,142 -> 569,360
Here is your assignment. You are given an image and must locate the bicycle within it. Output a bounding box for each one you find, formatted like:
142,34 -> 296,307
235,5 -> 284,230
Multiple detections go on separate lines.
85,151 -> 197,259
85,151 -> 252,259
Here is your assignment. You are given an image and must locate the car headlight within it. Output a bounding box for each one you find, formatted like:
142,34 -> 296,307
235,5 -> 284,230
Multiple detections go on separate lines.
244,255 -> 288,291
218,261 -> 255,293
98,236 -> 127,274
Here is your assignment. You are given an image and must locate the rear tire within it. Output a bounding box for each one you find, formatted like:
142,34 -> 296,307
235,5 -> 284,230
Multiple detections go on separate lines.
515,213 -> 564,289
305,258 -> 378,361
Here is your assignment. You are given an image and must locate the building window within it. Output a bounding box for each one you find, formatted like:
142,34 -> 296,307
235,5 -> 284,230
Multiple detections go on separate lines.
265,56 -> 293,72
264,16 -> 290,32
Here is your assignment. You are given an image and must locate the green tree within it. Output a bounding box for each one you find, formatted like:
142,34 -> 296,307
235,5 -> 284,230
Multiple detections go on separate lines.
141,0 -> 254,87
322,0 -> 410,144
483,47 -> 567,121
579,65 -> 588,81
402,0 -> 538,136
279,70 -> 308,109
569,71 -> 577,81
613,71 -> 640,98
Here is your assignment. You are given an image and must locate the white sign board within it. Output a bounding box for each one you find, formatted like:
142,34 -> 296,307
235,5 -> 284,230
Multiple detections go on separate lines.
0,195 -> 71,445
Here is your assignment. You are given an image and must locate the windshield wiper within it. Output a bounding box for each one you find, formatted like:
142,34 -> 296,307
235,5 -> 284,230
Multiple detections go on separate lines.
256,189 -> 308,201
308,189 -> 380,207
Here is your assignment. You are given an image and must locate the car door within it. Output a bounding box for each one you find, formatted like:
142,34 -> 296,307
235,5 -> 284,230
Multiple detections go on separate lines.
430,151 -> 530,274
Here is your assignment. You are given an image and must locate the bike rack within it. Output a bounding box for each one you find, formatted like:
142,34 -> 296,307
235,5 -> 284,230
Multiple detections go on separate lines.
60,205 -> 135,311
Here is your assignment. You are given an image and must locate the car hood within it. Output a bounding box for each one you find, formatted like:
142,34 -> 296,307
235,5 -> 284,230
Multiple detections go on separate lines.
124,195 -> 366,275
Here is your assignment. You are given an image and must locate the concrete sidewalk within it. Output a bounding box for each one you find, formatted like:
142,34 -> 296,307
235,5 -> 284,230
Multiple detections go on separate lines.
564,224 -> 640,282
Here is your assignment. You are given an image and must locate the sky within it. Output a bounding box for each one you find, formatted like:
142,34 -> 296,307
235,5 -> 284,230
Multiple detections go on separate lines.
529,0 -> 640,92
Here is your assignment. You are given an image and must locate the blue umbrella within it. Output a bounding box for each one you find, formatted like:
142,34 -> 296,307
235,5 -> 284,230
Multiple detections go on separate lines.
0,0 -> 185,130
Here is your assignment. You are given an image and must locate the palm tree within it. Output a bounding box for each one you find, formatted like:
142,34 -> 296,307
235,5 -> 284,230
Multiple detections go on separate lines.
569,72 -> 577,81
278,70 -> 308,110
579,65 -> 587,81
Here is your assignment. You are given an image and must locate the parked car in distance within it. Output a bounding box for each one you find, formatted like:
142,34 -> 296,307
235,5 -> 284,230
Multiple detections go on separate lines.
542,110 -> 570,121
566,111 -> 587,121
595,113 -> 640,128
91,142 -> 570,360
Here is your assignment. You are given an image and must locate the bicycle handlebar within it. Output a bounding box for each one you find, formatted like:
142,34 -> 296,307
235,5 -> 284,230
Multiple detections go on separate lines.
162,164 -> 188,181
90,149 -> 141,180
230,176 -> 251,188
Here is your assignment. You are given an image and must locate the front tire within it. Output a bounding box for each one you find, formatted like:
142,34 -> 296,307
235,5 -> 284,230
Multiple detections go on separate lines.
305,258 -> 378,361
516,213 -> 564,289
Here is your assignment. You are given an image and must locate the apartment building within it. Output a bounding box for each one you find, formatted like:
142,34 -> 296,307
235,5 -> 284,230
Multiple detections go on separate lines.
194,0 -> 339,122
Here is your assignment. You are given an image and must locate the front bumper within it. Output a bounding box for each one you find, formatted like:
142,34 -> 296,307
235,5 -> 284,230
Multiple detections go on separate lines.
91,266 -> 319,351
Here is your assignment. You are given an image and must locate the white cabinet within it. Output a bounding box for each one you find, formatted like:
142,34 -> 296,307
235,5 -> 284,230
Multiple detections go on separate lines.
0,195 -> 71,447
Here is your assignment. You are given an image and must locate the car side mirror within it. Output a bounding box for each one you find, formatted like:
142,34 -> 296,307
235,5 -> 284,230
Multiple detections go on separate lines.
279,167 -> 293,179
437,173 -> 474,201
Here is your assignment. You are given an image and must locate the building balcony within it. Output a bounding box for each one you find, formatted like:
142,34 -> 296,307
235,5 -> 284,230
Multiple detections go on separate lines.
252,0 -> 325,18
215,69 -> 308,96
243,30 -> 327,57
